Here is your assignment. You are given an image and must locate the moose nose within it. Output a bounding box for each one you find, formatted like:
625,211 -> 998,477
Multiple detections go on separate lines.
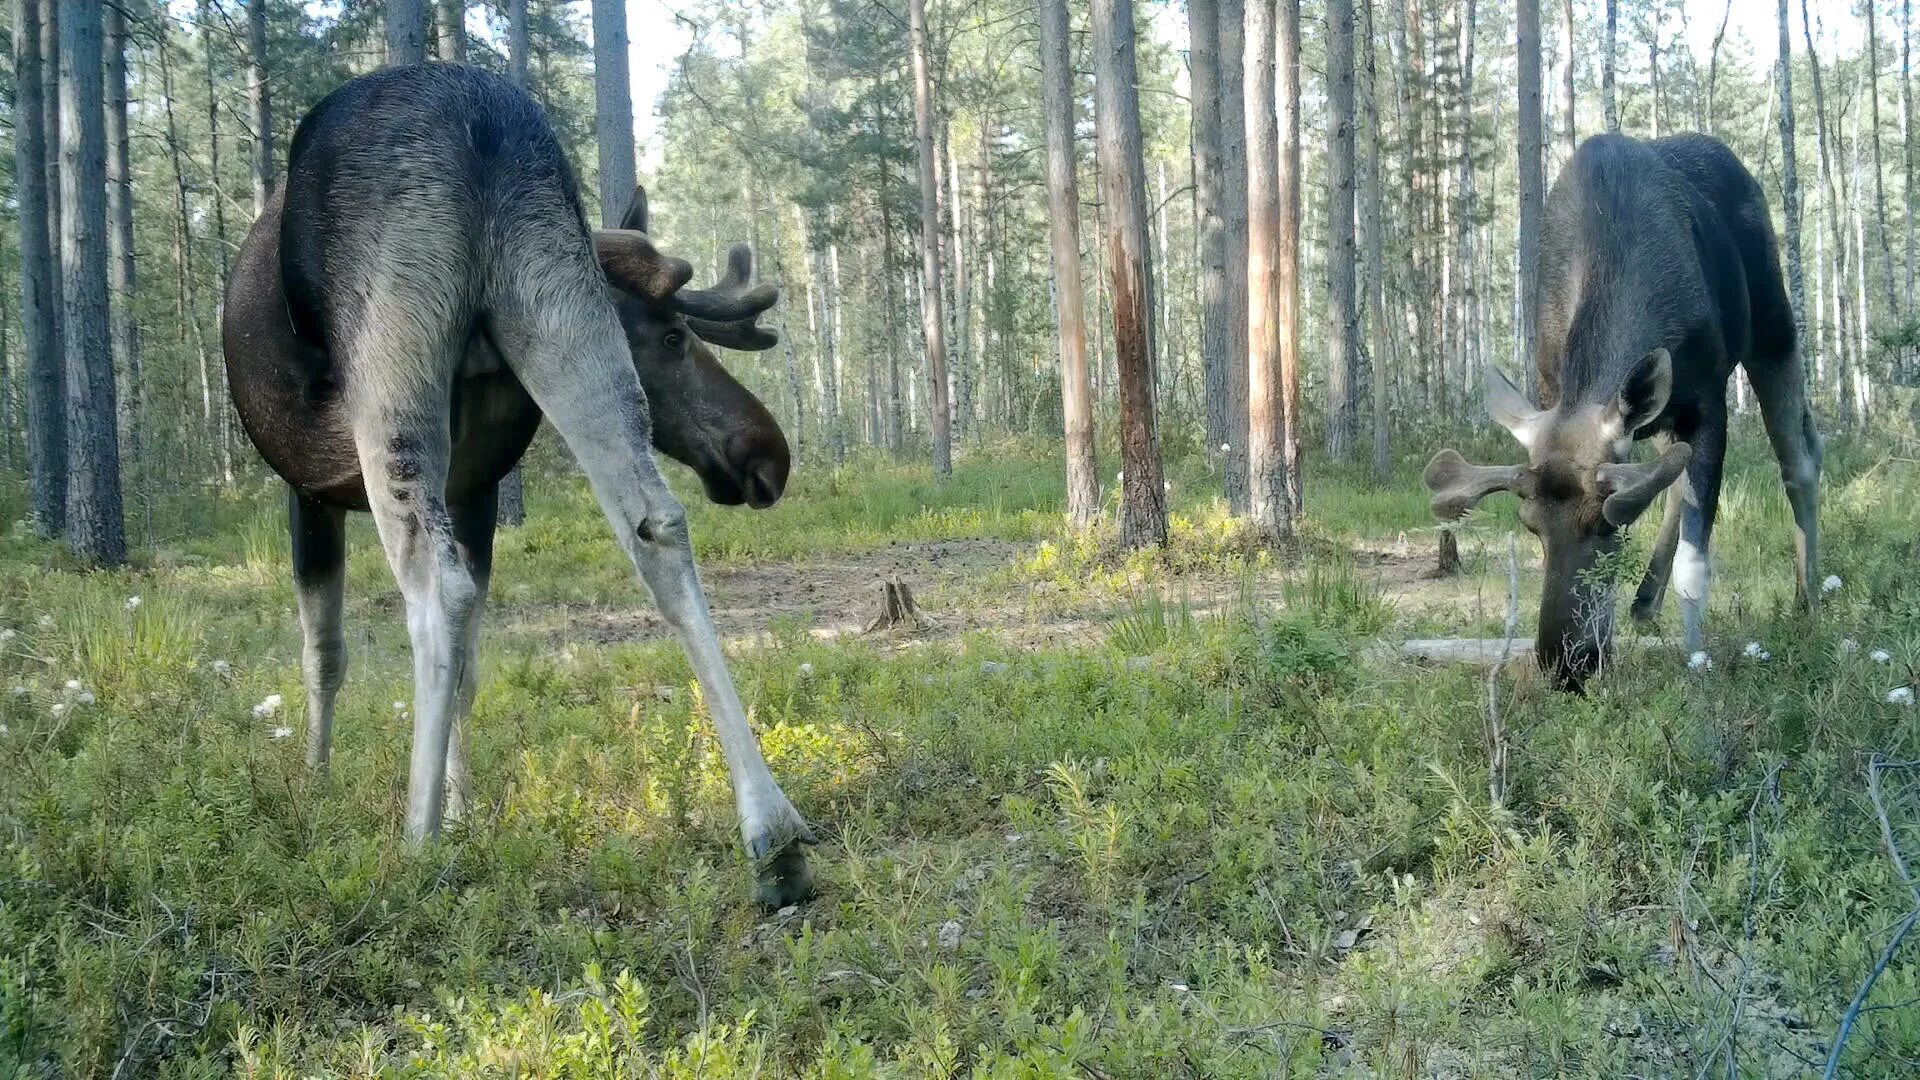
729,432 -> 789,509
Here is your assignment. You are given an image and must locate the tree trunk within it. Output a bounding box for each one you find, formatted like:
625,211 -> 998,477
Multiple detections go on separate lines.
1247,0 -> 1292,543
1905,0 -> 1916,316
1647,7 -> 1662,139
1325,0 -> 1359,462
1803,0 -> 1854,425
1517,0 -> 1544,381
1777,0 -> 1807,347
1455,0 -> 1480,411
248,0 -> 275,217
105,0 -> 141,508
1277,0 -> 1302,515
590,0 -> 634,228
1603,0 -> 1618,131
508,0 -> 530,84
1191,0 -> 1229,464
437,0 -> 467,61
947,126 -> 970,440
1039,0 -> 1099,528
59,1 -> 125,564
387,0 -> 428,65
1361,0 -> 1389,478
1867,0 -> 1900,319
880,178 -> 904,450
1560,0 -> 1576,151
14,0 -> 64,536
1092,0 -> 1167,548
1219,0 -> 1250,513
907,0 -> 953,475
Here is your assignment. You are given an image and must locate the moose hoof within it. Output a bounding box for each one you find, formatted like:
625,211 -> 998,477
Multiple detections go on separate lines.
1629,597 -> 1662,625
753,842 -> 817,908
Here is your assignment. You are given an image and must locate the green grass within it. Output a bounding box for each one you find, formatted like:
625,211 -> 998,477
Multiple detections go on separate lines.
4,422 -> 1920,1076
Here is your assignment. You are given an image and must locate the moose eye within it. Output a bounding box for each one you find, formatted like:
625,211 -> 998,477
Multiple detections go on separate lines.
663,330 -> 686,351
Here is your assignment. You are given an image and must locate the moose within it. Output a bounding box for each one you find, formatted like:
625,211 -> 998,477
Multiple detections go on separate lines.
1424,133 -> 1821,691
222,64 -> 816,905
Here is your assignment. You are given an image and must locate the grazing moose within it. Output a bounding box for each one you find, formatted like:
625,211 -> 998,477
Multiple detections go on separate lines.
222,65 -> 816,905
1424,133 -> 1821,692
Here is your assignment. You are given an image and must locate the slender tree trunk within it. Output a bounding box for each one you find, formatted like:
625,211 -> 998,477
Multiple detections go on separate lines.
970,128 -> 992,436
105,0 -> 141,507
591,0 -> 634,228
1777,0 -> 1806,347
1517,0 -> 1544,380
1905,0 -> 1915,315
60,1 -> 125,564
1039,0 -> 1099,527
1219,0 -> 1250,512
1248,0 -> 1291,542
880,178 -> 904,450
1867,0 -> 1900,319
906,0 -> 952,474
15,0 -> 64,535
509,0 -> 530,83
1804,0 -> 1856,425
1361,0 -> 1389,478
1191,0 -> 1229,465
1560,0 -> 1576,151
1601,0 -> 1618,131
202,0 -> 235,484
387,0 -> 428,65
437,0 -> 467,60
1455,0 -> 1479,409
1277,0 -> 1302,514
246,0 -> 275,218
1326,0 -> 1359,461
1092,0 -> 1166,548
947,127 -> 970,439
1648,6 -> 1662,139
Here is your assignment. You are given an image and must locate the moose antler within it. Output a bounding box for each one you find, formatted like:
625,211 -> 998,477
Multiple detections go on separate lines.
679,244 -> 780,352
1423,449 -> 1535,521
593,230 -> 693,304
1597,441 -> 1692,528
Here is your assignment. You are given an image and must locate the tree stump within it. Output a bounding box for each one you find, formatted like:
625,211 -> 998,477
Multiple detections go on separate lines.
1434,526 -> 1461,577
865,580 -> 931,633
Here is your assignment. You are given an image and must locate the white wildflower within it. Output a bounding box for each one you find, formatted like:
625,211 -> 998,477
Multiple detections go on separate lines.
1821,575 -> 1843,595
0,628 -> 15,643
9,686 -> 25,697
1872,649 -> 1893,664
49,703 -> 66,717
1888,687 -> 1915,707
75,691 -> 95,706
37,615 -> 53,628
1840,638 -> 1860,654
393,700 -> 407,711
64,679 -> 81,692
124,595 -> 142,611
1743,642 -> 1770,661
0,723 -> 8,736
211,659 -> 233,678
936,920 -> 963,950
251,703 -> 271,719
798,662 -> 814,678
270,726 -> 293,739
1688,650 -> 1713,672
1170,982 -> 1191,993
262,693 -> 283,711
1219,442 -> 1231,454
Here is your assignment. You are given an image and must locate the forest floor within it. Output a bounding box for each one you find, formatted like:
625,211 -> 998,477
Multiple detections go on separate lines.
4,432 -> 1920,1077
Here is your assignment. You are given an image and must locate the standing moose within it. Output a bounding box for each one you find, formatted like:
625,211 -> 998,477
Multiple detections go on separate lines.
1424,134 -> 1821,691
222,65 -> 816,905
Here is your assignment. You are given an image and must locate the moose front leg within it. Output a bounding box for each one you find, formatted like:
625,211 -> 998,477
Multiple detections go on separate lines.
496,303 -> 816,906
291,489 -> 349,770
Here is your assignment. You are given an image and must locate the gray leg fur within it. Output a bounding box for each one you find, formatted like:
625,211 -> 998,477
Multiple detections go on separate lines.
1746,349 -> 1822,609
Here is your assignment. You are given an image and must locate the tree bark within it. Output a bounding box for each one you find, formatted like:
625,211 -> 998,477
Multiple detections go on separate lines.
1039,0 -> 1099,528
105,0 -> 141,502
907,0 -> 953,474
1277,0 -> 1302,515
387,0 -> 428,65
1092,0 -> 1166,548
248,0 -> 275,217
1360,0 -> 1389,478
1803,0 -> 1856,425
59,1 -> 125,564
1219,0 -> 1250,513
1454,0 -> 1480,412
1191,0 -> 1229,462
1517,0 -> 1544,381
1325,0 -> 1359,462
15,0 -> 64,535
947,126 -> 970,439
1904,0 -> 1915,315
1603,0 -> 1618,132
1777,0 -> 1807,346
1247,0 -> 1292,543
1560,0 -> 1576,152
509,0 -> 531,84
437,0 -> 467,61
590,0 -> 634,228
1866,0 -> 1900,318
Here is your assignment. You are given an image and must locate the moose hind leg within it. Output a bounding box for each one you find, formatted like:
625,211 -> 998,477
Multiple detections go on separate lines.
1632,441 -> 1685,625
291,489 -> 349,769
489,294 -> 816,905
1673,410 -> 1729,653
1747,350 -> 1822,609
442,490 -> 498,822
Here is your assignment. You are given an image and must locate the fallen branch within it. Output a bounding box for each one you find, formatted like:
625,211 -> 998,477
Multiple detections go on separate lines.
1822,756 -> 1920,1078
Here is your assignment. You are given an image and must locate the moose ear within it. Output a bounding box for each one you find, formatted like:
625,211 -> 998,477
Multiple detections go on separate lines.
620,185 -> 649,233
1486,366 -> 1545,451
1614,348 -> 1673,435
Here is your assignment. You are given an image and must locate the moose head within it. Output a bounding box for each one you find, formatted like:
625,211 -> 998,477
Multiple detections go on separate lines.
1424,350 -> 1691,691
592,186 -> 791,509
